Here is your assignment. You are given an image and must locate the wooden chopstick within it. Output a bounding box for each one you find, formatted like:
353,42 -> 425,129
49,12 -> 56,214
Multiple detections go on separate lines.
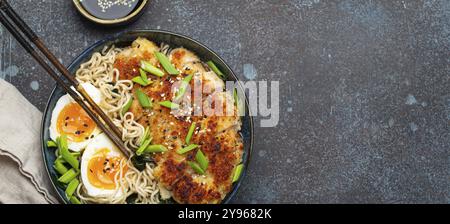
0,0 -> 123,140
0,0 -> 130,158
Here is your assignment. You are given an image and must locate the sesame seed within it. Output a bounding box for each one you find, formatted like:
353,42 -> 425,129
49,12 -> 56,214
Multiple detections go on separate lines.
96,0 -> 137,12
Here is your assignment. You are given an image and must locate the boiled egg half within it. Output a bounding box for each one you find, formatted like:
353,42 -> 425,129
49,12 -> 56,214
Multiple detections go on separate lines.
49,82 -> 102,152
80,133 -> 127,199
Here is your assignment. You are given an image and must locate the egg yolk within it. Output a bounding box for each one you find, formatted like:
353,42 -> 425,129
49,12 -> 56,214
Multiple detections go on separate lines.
87,148 -> 127,190
57,102 -> 96,142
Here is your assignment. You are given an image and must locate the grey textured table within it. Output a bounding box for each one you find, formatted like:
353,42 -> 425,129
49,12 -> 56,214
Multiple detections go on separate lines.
1,0 -> 449,203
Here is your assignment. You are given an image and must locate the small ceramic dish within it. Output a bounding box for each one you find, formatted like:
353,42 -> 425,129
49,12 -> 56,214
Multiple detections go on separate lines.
72,0 -> 149,26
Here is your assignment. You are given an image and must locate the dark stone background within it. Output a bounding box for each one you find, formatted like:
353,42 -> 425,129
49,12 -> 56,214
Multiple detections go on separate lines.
0,0 -> 448,203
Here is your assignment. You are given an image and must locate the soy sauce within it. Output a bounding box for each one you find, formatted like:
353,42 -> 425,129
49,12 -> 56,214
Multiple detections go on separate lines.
80,0 -> 141,20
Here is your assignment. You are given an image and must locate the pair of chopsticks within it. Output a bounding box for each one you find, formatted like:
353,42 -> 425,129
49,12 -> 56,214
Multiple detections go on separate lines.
0,0 -> 130,158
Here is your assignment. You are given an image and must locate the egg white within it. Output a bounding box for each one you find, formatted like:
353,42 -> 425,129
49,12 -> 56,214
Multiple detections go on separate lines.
49,82 -> 102,152
80,133 -> 126,199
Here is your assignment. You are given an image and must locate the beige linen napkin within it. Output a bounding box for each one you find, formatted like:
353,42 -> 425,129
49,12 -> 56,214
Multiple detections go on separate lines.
0,78 -> 59,204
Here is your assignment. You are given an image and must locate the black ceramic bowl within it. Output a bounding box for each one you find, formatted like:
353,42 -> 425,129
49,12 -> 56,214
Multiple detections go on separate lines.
41,30 -> 253,204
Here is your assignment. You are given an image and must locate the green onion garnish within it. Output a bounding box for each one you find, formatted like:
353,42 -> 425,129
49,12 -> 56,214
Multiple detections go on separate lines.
142,126 -> 150,143
141,60 -> 164,77
132,76 -> 150,86
232,164 -> 244,183
144,145 -> 167,153
207,61 -> 226,80
53,158 -> 68,175
174,74 -> 193,101
136,138 -> 152,156
195,150 -> 208,171
59,134 -> 67,151
188,161 -> 205,175
70,196 -> 82,204
177,144 -> 198,154
139,68 -> 148,81
65,178 -> 79,198
233,88 -> 244,114
59,135 -> 79,170
136,89 -> 152,108
70,152 -> 81,158
155,51 -> 179,75
55,136 -> 60,148
233,88 -> 239,106
185,122 -> 196,144
159,101 -> 179,109
121,97 -> 133,115
47,140 -> 57,148
57,168 -> 79,184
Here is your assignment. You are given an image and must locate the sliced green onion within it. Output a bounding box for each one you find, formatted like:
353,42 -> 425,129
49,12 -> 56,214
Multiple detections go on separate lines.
233,88 -> 244,115
142,126 -> 150,143
183,73 -> 194,82
136,89 -> 152,108
207,61 -> 226,80
232,164 -> 244,183
139,68 -> 148,81
159,101 -> 179,109
174,74 -> 193,101
121,97 -> 133,115
70,196 -> 82,204
65,178 -> 79,198
136,138 -> 152,156
195,150 -> 208,171
132,76 -> 150,86
55,136 -> 61,148
188,161 -> 205,175
155,51 -> 179,75
57,168 -> 79,184
53,158 -> 68,175
70,152 -> 80,157
59,135 -> 79,170
185,122 -> 196,144
55,157 -> 66,163
141,60 -> 164,77
144,145 -> 168,153
47,140 -> 57,148
177,144 -> 198,154
59,135 -> 67,151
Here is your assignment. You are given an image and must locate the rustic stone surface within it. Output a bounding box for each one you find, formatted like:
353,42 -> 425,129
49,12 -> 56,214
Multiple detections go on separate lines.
0,0 -> 448,203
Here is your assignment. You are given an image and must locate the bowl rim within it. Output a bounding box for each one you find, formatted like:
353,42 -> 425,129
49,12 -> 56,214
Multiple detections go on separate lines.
40,29 -> 254,204
72,0 -> 149,25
